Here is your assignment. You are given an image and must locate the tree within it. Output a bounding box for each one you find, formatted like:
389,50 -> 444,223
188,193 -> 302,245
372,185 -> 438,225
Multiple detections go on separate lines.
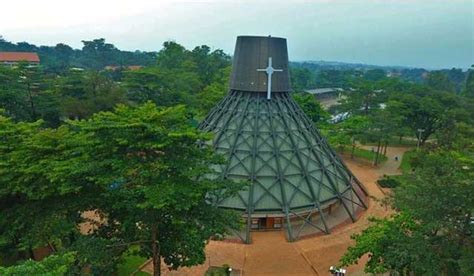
156,41 -> 190,70
62,103 -> 241,276
341,151 -> 474,274
290,67 -> 316,91
196,66 -> 231,116
0,64 -> 60,126
324,116 -> 369,157
388,86 -> 460,145
314,69 -> 359,88
463,66 -> 474,98
426,71 -> 456,93
57,70 -> 126,120
80,38 -> 118,70
341,213 -> 440,274
363,69 -> 386,81
124,41 -> 226,110
339,79 -> 383,116
191,46 -> 230,87
292,92 -> 329,125
0,103 -> 242,275
123,67 -> 200,108
0,114 -> 88,267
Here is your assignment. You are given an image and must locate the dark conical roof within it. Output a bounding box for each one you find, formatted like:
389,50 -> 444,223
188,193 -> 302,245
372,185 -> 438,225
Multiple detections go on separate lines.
199,36 -> 367,242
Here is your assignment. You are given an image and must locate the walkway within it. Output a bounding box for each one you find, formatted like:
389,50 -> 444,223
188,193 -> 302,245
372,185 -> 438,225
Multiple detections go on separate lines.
140,146 -> 409,275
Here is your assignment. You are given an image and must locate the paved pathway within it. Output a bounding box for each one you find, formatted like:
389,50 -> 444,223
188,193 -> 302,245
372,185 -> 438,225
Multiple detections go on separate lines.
141,147 -> 410,275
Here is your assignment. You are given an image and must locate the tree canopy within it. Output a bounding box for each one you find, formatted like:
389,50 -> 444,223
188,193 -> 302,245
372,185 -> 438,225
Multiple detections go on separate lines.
0,103 -> 241,275
340,150 -> 474,274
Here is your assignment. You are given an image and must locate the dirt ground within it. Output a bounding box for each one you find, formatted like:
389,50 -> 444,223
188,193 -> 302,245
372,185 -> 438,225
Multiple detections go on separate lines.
141,147 -> 410,276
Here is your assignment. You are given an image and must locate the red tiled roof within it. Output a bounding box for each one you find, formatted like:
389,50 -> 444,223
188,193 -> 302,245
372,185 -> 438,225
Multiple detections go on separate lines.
0,52 -> 40,62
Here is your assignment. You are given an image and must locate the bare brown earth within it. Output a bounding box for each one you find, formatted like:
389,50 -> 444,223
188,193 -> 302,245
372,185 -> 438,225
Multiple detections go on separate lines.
140,147 -> 410,276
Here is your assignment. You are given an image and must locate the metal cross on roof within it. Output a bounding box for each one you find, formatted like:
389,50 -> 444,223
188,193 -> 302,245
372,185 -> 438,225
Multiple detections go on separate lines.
257,57 -> 283,100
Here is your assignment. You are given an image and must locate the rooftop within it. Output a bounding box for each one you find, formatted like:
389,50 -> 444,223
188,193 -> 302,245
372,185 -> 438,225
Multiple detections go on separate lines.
0,52 -> 40,62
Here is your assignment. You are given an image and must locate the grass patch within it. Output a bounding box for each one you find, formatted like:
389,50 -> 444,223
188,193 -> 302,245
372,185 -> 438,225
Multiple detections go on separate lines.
116,246 -> 149,276
399,150 -> 416,174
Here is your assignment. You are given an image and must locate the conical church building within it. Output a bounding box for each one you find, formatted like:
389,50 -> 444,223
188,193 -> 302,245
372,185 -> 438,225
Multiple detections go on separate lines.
200,36 -> 368,243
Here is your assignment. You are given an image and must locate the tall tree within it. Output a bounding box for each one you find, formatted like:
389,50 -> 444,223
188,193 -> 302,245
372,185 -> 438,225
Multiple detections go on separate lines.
463,65 -> 474,98
196,66 -> 231,116
62,103 -> 241,276
0,64 -> 60,126
0,103 -> 242,275
57,70 -> 126,120
339,79 -> 383,116
290,67 -> 316,91
292,92 -> 329,125
388,86 -> 460,145
426,71 -> 456,93
80,38 -> 118,70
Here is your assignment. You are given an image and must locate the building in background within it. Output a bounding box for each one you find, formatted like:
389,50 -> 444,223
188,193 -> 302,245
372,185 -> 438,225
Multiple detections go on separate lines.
0,52 -> 40,67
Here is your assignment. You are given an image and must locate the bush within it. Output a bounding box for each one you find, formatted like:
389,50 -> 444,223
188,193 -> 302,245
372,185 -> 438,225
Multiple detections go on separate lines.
377,175 -> 400,188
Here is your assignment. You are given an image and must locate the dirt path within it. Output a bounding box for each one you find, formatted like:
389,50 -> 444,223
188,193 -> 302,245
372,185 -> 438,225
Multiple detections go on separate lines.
140,147 -> 410,276
358,145 -> 410,177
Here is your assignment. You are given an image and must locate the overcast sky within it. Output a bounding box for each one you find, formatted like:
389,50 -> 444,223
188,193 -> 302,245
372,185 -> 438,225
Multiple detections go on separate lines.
1,0 -> 472,69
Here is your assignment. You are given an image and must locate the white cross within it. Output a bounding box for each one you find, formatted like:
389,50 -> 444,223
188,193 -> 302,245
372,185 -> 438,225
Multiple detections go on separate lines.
257,57 -> 283,100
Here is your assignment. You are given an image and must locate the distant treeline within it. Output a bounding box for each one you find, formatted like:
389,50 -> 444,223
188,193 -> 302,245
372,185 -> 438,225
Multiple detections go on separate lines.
290,61 -> 469,92
0,37 -> 157,72
0,40 -> 232,127
2,36 -> 469,93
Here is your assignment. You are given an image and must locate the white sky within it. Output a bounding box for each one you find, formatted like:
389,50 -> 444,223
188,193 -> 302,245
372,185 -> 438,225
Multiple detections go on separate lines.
2,0 -> 473,69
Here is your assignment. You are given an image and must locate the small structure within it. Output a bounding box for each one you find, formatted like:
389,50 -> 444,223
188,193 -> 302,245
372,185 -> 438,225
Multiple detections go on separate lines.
199,36 -> 368,243
306,87 -> 344,100
0,52 -> 40,67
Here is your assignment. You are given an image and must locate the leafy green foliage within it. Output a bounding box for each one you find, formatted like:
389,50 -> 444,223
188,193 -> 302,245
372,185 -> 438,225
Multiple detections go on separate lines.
385,85 -> 462,144
363,69 -> 386,81
56,70 -> 127,119
116,246 -> 148,276
0,102 -> 242,274
123,41 -> 230,115
341,151 -> 474,274
324,115 -> 369,153
290,67 -> 316,91
376,175 -> 400,188
426,71 -> 456,93
196,66 -> 231,117
341,213 -> 440,274
61,103 -> 242,273
292,92 -> 329,124
463,67 -> 474,98
0,252 -> 76,276
339,79 -> 383,116
0,64 -> 61,125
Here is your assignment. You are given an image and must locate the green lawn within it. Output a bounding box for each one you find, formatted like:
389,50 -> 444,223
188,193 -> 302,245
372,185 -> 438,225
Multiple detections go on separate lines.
116,246 -> 149,276
341,147 -> 387,163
